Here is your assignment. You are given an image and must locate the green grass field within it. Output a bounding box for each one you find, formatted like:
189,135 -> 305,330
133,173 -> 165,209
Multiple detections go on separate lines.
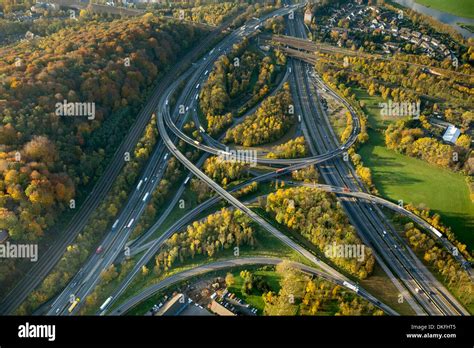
228,268 -> 281,313
415,0 -> 474,19
354,89 -> 474,248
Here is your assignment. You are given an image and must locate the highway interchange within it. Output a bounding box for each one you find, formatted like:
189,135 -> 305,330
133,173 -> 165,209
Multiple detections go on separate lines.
4,2 -> 471,317
154,6 -> 468,316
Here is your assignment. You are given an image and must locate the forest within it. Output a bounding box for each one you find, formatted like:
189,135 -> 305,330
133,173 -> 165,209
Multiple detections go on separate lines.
203,155 -> 249,188
14,115 -> 159,313
224,83 -> 295,147
266,136 -> 308,159
0,14 -> 207,242
168,2 -> 241,27
153,208 -> 256,274
264,187 -> 375,279
199,38 -> 279,136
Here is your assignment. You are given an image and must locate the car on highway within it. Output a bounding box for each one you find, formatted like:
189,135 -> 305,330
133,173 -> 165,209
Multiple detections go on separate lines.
96,245 -> 104,254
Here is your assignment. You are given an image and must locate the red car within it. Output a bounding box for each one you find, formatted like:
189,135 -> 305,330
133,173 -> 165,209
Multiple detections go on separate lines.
96,245 -> 104,254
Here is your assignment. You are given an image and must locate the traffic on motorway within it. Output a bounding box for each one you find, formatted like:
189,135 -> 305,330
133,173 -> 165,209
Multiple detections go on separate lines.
1,2 -> 472,346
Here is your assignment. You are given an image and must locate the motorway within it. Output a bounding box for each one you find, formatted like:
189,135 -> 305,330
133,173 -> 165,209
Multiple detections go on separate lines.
46,3 -> 326,316
45,70 -> 199,316
101,3 -> 376,315
109,257 -> 398,316
22,3 -> 470,317
153,8 -> 383,296
106,4 -> 469,317
154,7 -> 468,316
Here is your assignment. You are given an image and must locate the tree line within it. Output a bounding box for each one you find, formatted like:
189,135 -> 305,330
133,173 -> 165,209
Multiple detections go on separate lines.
266,136 -> 308,159
224,83 -> 294,147
404,223 -> 473,307
153,208 -> 256,274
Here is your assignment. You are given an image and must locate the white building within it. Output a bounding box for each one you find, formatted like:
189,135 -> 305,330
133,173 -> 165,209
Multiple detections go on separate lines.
442,125 -> 460,144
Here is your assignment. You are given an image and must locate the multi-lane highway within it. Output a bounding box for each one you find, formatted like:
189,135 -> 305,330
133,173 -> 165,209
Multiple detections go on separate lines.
153,6 -> 468,316
106,4 -> 468,317
92,2 -> 410,317
46,3 -> 325,316
16,2 -> 470,318
45,71 -> 197,316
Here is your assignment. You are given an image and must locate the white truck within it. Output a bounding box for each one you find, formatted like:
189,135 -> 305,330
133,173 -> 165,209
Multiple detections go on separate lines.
343,281 -> 359,293
136,180 -> 143,191
100,297 -> 113,311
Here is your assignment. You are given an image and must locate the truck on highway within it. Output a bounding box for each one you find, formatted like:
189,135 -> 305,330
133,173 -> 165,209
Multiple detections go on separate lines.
164,153 -> 169,161
194,140 -> 200,145
112,219 -> 119,230
199,126 -> 205,133
142,192 -> 150,202
184,176 -> 190,185
127,218 -> 134,228
429,226 -> 443,238
68,298 -> 80,313
343,281 -> 359,293
196,83 -> 200,89
136,179 -> 143,191
100,296 -> 113,311
298,115 -> 301,123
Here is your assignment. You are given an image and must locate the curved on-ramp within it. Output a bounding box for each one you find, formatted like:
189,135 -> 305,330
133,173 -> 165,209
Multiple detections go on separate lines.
109,257 -> 398,316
